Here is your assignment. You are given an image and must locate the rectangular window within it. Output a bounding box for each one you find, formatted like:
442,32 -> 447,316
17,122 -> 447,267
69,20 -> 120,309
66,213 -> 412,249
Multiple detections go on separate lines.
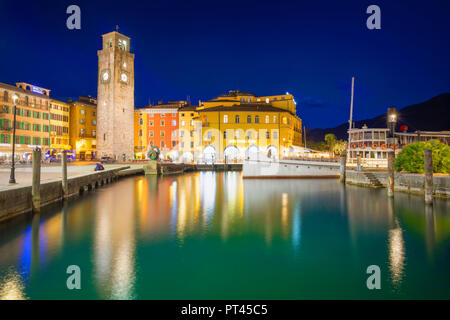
161,120 -> 165,126
172,141 -> 176,147
247,115 -> 251,123
266,131 -> 270,139
266,115 -> 270,123
181,120 -> 185,126
92,120 -> 96,125
149,131 -> 154,137
255,115 -> 259,124
223,131 -> 227,139
181,141 -> 185,148
180,130 -> 184,137
223,115 -> 228,123
190,141 -> 194,148
273,131 -> 278,139
80,118 -> 85,124
235,115 -> 240,124
80,109 -> 85,115
172,120 -> 176,126
161,131 -> 165,137
149,120 -> 154,126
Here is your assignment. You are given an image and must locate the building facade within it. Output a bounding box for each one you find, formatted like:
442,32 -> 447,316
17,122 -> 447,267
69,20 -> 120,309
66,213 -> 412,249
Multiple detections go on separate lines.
49,98 -> 71,158
69,96 -> 97,160
97,31 -> 135,161
0,82 -> 53,162
196,90 -> 303,162
134,101 -> 186,160
178,105 -> 201,163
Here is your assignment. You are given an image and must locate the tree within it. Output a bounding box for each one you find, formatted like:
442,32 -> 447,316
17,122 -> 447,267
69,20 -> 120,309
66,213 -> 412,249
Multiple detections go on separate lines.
324,133 -> 337,156
395,139 -> 450,173
333,140 -> 347,156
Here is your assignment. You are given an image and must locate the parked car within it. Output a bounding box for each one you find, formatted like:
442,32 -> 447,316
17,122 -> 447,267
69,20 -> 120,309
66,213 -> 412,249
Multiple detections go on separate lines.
100,156 -> 116,164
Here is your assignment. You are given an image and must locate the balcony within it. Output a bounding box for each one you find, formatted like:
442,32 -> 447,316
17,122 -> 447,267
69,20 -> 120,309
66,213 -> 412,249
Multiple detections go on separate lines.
79,133 -> 96,139
0,126 -> 12,132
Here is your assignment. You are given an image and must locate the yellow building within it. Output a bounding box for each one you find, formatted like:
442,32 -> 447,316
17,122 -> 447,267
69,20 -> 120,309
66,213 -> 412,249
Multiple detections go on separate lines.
0,82 -> 52,162
49,99 -> 71,156
178,105 -> 202,162
196,90 -> 302,161
69,96 -> 97,160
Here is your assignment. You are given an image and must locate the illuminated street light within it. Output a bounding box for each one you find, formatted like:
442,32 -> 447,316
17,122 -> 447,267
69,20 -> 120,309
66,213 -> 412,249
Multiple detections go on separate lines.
9,94 -> 19,184
387,107 -> 397,138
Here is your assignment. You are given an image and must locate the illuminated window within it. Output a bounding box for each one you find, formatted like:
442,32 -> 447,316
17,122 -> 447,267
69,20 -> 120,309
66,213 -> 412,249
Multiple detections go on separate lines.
266,115 -> 269,123
223,115 -> 228,123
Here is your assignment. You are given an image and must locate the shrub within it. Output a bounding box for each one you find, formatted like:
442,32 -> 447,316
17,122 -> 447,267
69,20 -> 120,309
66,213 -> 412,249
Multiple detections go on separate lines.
395,139 -> 450,173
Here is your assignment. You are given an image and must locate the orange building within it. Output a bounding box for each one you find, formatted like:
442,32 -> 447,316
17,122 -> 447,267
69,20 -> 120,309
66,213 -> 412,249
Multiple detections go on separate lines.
134,101 -> 187,160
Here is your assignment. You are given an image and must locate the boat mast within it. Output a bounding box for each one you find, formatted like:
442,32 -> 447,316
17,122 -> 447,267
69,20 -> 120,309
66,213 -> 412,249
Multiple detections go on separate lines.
348,76 -> 355,132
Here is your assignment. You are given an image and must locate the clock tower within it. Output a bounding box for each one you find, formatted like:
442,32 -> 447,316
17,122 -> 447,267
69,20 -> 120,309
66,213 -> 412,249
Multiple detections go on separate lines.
97,31 -> 135,161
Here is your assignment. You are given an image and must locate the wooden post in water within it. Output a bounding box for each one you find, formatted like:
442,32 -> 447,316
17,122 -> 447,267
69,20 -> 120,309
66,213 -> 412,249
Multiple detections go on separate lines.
32,148 -> 41,212
387,151 -> 395,197
424,149 -> 433,205
62,150 -> 68,198
340,154 -> 346,183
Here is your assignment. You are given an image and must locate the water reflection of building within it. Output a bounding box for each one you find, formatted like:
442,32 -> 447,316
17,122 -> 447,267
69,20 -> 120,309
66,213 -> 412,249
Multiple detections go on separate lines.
93,179 -> 137,299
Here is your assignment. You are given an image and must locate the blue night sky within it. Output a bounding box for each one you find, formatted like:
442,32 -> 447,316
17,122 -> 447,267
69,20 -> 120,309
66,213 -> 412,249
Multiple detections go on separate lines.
0,0 -> 449,128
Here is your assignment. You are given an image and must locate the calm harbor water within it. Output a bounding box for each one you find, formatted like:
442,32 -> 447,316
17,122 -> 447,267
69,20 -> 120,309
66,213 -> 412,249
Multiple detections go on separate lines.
0,172 -> 449,299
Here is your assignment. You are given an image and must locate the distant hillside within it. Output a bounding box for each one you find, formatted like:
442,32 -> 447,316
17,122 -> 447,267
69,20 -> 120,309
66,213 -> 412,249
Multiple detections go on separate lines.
307,93 -> 450,142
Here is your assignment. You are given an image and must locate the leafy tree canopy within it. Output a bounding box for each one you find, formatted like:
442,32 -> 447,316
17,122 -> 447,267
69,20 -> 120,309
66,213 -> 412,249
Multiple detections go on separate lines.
395,139 -> 450,173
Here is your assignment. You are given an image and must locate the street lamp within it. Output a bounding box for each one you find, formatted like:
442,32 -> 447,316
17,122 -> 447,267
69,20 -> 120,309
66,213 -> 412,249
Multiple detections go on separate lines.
387,107 -> 397,138
9,94 -> 19,184
387,106 -> 398,157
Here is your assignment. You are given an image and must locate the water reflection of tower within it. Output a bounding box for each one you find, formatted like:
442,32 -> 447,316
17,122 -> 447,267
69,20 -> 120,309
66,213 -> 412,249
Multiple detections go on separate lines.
93,179 -> 137,299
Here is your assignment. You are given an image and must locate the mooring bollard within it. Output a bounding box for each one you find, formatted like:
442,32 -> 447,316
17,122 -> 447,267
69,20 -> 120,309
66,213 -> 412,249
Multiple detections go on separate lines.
62,150 -> 68,198
32,148 -> 41,212
340,154 -> 346,183
424,149 -> 433,205
387,151 -> 395,197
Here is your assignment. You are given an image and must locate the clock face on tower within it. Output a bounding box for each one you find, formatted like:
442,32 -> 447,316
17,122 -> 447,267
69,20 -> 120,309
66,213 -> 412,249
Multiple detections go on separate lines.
100,69 -> 110,83
120,72 -> 129,84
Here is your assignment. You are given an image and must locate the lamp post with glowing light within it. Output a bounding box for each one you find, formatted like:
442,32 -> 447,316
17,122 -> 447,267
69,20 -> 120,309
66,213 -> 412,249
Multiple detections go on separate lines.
387,107 -> 397,139
9,94 -> 19,184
